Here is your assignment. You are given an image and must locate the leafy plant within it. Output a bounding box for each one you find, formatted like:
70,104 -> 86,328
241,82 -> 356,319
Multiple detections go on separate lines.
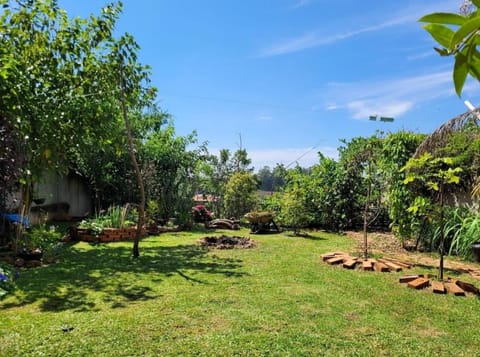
22,224 -> 62,253
0,262 -> 16,299
78,205 -> 135,236
419,2 -> 480,96
223,172 -> 258,219
146,200 -> 160,226
192,205 -> 212,223
278,186 -> 314,236
402,153 -> 462,279
448,207 -> 480,259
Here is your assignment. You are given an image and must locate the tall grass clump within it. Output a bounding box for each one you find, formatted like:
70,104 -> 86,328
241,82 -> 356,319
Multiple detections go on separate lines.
448,207 -> 480,259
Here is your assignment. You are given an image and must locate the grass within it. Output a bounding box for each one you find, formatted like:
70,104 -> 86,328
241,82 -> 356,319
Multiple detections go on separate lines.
1,228 -> 480,356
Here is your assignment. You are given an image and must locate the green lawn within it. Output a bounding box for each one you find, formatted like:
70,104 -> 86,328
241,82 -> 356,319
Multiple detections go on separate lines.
1,229 -> 479,356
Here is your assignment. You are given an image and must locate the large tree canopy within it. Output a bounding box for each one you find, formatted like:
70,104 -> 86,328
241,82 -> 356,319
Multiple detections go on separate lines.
0,0 -> 155,206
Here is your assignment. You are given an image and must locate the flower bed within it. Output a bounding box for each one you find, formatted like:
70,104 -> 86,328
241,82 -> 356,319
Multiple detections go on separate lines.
73,227 -> 146,243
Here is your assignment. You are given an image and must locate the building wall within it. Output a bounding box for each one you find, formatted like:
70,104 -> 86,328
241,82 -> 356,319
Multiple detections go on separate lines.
34,172 -> 91,218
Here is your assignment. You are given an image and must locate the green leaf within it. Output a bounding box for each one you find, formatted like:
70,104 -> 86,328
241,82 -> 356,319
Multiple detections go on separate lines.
419,12 -> 467,26
423,24 -> 455,49
403,174 -> 416,184
469,54 -> 480,79
427,182 -> 439,191
434,47 -> 450,56
451,16 -> 480,48
447,175 -> 460,184
472,0 -> 480,8
453,52 -> 469,96
407,205 -> 418,214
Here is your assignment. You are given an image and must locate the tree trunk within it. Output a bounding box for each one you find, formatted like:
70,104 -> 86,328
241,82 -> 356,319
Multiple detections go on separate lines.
438,182 -> 445,280
119,65 -> 145,258
363,166 -> 372,260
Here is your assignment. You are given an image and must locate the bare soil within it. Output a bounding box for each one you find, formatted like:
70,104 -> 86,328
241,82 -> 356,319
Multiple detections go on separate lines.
199,235 -> 256,249
346,231 -> 480,279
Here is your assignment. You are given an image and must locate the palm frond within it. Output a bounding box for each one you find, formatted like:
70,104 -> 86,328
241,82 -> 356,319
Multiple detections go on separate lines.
414,109 -> 479,158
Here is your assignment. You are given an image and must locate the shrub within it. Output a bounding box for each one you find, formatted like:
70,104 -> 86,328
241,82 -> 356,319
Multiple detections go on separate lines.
192,205 -> 212,223
0,262 -> 17,299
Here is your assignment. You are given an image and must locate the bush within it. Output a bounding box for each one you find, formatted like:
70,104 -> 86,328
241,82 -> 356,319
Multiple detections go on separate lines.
192,205 -> 212,223
23,225 -> 62,252
0,262 -> 17,299
447,207 -> 480,259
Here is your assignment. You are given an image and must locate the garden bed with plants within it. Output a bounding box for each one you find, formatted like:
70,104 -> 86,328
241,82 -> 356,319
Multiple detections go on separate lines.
73,226 -> 146,243
73,205 -> 146,243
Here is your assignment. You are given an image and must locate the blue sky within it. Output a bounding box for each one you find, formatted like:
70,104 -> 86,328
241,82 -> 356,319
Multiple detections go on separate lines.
59,0 -> 479,170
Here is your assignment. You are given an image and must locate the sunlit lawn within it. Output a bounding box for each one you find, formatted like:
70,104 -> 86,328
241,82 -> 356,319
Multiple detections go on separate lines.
1,228 -> 479,356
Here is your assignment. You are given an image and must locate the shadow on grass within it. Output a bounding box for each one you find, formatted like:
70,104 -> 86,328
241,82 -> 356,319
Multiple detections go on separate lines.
2,242 -> 247,312
412,263 -> 466,277
281,231 -> 327,241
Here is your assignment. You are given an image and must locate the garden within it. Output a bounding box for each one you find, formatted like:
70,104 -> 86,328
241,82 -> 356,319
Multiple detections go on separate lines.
2,1 -> 480,355
1,228 -> 480,356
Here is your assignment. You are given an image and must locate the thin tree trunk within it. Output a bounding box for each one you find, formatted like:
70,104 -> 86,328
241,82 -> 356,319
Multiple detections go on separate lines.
363,167 -> 372,260
119,65 -> 145,258
439,183 -> 445,280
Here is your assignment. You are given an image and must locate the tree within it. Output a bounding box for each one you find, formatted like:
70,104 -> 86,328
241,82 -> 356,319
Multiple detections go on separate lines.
223,172 -> 257,219
403,153 -> 462,280
307,154 -> 343,230
256,164 -> 287,192
0,116 -> 23,213
337,136 -> 384,231
360,137 -> 383,260
0,0 -> 124,208
419,1 -> 480,95
0,1 -> 157,257
196,148 -> 253,217
256,166 -> 274,191
143,117 -> 201,222
278,172 -> 313,236
379,131 -> 426,246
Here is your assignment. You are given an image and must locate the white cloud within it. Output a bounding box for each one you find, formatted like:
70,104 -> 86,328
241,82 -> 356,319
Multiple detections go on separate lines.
346,100 -> 413,120
322,70 -> 454,119
258,1 -> 459,58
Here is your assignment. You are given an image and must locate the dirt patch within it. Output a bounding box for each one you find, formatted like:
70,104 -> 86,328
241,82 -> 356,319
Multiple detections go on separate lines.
346,231 -> 480,279
199,235 -> 256,249
346,231 -> 404,256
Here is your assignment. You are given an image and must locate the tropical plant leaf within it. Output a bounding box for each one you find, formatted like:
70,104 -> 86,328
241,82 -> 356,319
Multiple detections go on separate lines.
419,12 -> 466,26
453,51 -> 469,96
452,16 -> 480,48
423,23 -> 455,49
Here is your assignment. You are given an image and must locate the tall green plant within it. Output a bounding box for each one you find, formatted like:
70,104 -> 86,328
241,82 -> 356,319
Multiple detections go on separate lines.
278,186 -> 313,236
223,172 -> 257,219
448,208 -> 480,259
379,131 -> 426,244
403,153 -> 462,280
